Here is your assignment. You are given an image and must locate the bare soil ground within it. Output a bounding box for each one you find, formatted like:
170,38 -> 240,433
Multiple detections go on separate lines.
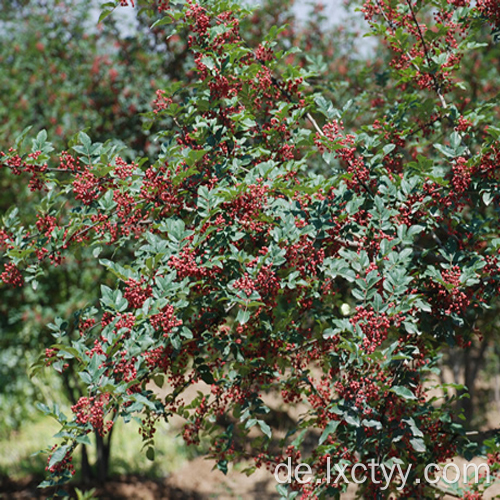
3,457 -> 500,499
3,375 -> 500,499
0,460 -> 279,500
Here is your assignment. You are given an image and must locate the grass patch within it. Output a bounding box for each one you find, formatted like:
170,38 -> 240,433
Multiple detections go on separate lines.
97,418 -> 190,478
0,416 -> 59,479
0,414 -> 190,481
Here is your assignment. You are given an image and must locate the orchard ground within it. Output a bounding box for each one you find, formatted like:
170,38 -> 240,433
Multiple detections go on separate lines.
2,370 -> 500,499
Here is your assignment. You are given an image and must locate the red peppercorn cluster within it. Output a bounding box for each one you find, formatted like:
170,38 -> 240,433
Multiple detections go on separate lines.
255,43 -> 274,63
1,149 -> 48,191
124,278 -> 153,309
152,89 -> 172,114
59,151 -> 81,172
451,156 -> 471,194
72,171 -> 100,205
113,157 -> 136,179
150,304 -> 183,336
0,262 -> 24,287
361,0 -> 470,96
45,347 -> 58,366
78,317 -> 96,336
46,445 -> 75,476
349,307 -> 403,353
114,312 -> 136,337
428,265 -> 471,317
71,393 -> 113,436
477,0 -> 500,27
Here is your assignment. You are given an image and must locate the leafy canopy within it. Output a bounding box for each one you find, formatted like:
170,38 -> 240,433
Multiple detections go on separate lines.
1,0 -> 500,498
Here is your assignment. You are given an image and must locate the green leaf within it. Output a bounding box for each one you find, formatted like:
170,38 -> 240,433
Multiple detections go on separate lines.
197,364 -> 215,384
14,125 -> 33,148
409,438 -> 426,453
153,374 -> 165,388
450,131 -> 461,150
403,417 -> 424,438
236,308 -> 250,325
344,414 -> 360,427
276,484 -> 289,497
434,143 -> 455,158
314,95 -> 339,119
75,434 -> 92,446
291,429 -> 307,447
240,117 -> 257,129
36,129 -> 47,145
79,131 -> 91,149
319,420 -> 340,445
98,2 -> 116,23
48,444 -> 70,469
362,419 -> 382,430
383,143 -> 396,155
391,386 -> 417,400
200,56 -> 215,71
146,447 -> 155,461
482,191 -> 493,206
78,371 -> 92,385
258,420 -> 272,439
217,459 -> 228,474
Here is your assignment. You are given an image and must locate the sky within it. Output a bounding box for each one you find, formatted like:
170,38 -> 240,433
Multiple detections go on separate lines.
103,0 -> 373,56
288,0 -> 352,23
112,0 -> 360,31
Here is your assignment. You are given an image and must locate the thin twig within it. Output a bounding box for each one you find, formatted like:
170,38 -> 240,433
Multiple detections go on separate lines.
374,0 -> 472,158
306,112 -> 324,136
405,0 -> 448,109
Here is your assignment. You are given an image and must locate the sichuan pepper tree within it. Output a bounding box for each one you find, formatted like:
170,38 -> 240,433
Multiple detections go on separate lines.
0,0 -> 363,482
1,0 -> 500,497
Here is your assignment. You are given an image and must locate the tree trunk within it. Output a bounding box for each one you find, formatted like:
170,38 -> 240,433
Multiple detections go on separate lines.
81,444 -> 91,483
95,426 -> 113,483
460,338 -> 489,426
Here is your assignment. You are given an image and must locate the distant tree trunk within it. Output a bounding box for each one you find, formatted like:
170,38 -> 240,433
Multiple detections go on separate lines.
459,338 -> 489,426
95,426 -> 113,483
496,345 -> 500,410
81,444 -> 91,483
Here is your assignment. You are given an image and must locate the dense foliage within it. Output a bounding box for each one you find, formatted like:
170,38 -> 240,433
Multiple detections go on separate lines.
2,0 -> 500,497
0,0 -> 186,478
